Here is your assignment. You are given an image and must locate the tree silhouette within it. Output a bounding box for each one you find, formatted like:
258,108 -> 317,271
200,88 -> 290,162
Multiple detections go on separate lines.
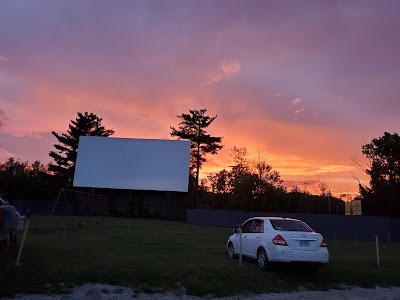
359,132 -> 400,216
0,158 -> 57,201
362,132 -> 400,190
170,109 -> 223,199
230,146 -> 250,179
49,112 -> 114,185
208,169 -> 230,194
250,149 -> 282,186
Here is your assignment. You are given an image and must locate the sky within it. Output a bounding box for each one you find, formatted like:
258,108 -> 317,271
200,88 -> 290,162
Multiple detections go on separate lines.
1,0 -> 399,198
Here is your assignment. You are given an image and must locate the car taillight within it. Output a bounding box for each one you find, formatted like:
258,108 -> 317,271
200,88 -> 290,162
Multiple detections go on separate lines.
321,237 -> 327,247
272,234 -> 288,246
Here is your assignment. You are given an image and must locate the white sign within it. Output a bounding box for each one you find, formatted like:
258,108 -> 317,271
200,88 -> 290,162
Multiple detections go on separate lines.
345,200 -> 362,216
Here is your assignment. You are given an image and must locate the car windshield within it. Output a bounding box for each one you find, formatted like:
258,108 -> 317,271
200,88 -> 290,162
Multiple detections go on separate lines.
270,219 -> 313,232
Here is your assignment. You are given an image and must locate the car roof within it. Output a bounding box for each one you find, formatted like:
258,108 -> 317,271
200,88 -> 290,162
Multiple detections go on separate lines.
249,216 -> 301,221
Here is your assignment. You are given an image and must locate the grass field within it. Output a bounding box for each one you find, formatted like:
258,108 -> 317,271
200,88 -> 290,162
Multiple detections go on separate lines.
1,217 -> 400,297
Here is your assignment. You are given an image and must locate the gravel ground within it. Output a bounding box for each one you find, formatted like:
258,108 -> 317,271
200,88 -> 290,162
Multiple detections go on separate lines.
3,284 -> 400,300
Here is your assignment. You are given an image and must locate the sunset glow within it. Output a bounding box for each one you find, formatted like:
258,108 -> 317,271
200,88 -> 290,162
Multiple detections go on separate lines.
1,1 -> 399,198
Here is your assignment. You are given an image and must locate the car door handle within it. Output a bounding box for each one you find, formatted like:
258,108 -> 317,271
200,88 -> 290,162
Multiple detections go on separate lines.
256,237 -> 260,239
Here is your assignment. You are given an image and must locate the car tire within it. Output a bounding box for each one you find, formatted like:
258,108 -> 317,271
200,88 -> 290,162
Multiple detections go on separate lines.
227,242 -> 235,259
257,248 -> 269,269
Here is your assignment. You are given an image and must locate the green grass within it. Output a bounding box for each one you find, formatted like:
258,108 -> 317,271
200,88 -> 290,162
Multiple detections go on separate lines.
1,217 -> 400,297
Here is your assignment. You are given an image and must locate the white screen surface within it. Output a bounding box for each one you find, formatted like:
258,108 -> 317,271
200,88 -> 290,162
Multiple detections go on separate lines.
73,136 -> 190,192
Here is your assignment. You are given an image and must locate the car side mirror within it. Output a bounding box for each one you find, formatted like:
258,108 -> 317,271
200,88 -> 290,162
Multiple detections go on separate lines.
233,228 -> 238,234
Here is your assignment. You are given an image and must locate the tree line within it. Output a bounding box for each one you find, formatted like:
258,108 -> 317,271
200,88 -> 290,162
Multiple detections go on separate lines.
196,146 -> 344,215
0,110 -> 399,217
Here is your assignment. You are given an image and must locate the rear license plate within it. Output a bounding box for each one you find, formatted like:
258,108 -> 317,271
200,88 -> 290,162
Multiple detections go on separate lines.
300,241 -> 309,247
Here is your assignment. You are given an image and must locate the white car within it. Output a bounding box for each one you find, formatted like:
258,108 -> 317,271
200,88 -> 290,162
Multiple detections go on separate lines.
226,217 -> 329,268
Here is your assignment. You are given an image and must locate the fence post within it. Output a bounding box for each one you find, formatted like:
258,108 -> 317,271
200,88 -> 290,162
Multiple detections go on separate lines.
16,218 -> 31,266
375,235 -> 380,267
239,226 -> 242,265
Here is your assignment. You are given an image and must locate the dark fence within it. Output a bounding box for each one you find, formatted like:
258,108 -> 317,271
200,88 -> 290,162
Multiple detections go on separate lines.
13,189 -> 189,221
186,209 -> 400,243
13,199 -> 52,215
100,189 -> 188,221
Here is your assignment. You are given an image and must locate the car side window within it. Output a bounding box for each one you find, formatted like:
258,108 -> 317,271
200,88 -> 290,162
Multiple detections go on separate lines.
241,220 -> 253,233
250,219 -> 264,233
257,220 -> 264,233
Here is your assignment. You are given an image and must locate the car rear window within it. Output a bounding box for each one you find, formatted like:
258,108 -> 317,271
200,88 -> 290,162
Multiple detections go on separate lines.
270,219 -> 313,232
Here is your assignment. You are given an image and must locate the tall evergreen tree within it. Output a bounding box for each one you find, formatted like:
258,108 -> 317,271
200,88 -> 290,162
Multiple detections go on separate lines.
170,109 -> 223,196
49,112 -> 114,185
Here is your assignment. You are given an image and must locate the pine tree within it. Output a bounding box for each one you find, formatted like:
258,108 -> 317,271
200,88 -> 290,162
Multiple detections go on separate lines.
170,109 -> 223,197
49,112 -> 114,184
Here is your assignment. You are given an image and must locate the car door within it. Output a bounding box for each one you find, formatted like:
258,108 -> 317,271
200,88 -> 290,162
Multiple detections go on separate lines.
240,219 -> 254,256
245,219 -> 264,258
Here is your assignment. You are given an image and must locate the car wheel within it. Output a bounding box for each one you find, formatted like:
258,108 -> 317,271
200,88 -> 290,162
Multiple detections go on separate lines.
257,248 -> 268,269
227,243 -> 235,259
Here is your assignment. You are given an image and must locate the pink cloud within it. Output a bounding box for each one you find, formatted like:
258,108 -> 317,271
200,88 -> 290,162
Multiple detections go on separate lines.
291,97 -> 302,105
202,60 -> 241,85
0,148 -> 15,160
220,60 -> 241,75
